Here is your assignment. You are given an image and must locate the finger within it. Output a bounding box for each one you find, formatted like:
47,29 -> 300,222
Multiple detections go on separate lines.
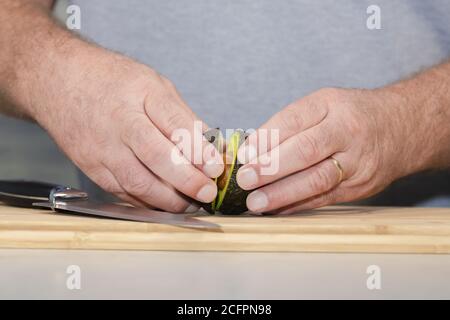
245,158 -> 343,213
84,166 -> 149,208
103,148 -> 199,213
112,189 -> 154,209
144,87 -> 224,178
121,116 -> 218,204
238,97 -> 329,164
87,166 -> 193,211
271,188 -> 349,215
237,122 -> 345,190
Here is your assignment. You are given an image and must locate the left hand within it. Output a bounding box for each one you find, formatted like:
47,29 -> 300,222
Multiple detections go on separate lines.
237,87 -> 422,214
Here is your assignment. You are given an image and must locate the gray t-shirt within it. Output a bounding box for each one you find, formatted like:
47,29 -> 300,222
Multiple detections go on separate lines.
68,0 -> 450,205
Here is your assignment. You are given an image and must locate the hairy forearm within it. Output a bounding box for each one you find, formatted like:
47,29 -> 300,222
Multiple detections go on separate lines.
0,0 -> 83,120
384,61 -> 450,172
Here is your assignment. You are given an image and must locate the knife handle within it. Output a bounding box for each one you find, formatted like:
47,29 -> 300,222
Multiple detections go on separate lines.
0,180 -> 62,208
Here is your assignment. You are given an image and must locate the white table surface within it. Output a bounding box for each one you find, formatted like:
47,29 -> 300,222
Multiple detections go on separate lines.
1,249 -> 449,300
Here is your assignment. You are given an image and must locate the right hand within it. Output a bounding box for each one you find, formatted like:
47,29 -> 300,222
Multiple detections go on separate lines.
32,45 -> 223,212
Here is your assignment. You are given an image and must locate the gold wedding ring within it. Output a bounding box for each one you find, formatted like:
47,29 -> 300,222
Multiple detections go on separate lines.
331,157 -> 344,185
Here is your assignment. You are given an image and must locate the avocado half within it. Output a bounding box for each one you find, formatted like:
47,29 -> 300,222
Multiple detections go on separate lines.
204,129 -> 250,215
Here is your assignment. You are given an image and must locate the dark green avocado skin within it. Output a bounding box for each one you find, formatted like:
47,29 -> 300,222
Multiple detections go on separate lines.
202,129 -> 250,215
216,163 -> 250,215
203,201 -> 215,215
203,163 -> 250,215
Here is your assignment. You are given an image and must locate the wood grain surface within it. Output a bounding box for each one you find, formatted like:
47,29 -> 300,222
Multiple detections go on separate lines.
1,204 -> 450,253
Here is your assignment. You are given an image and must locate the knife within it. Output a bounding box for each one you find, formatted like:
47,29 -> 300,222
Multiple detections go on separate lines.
0,180 -> 220,230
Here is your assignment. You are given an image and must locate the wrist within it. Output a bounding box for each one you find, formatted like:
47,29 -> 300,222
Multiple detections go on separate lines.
378,67 -> 450,177
0,2 -> 65,119
12,32 -> 86,122
368,86 -> 421,180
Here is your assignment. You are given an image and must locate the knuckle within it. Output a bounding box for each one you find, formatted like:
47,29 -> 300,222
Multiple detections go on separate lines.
358,167 -> 375,185
294,133 -> 320,163
121,170 -> 155,197
316,87 -> 342,101
313,88 -> 346,113
278,106 -> 304,132
309,168 -> 333,193
140,141 -> 168,167
147,92 -> 187,132
121,116 -> 147,143
161,76 -> 177,91
144,86 -> 173,117
322,190 -> 341,204
121,176 -> 142,195
344,108 -> 364,137
177,169 -> 203,192
271,188 -> 290,207
153,91 -> 174,111
123,123 -> 168,168
97,177 -> 121,194
124,178 -> 154,198
307,192 -> 334,209
353,158 -> 379,186
166,111 -> 187,132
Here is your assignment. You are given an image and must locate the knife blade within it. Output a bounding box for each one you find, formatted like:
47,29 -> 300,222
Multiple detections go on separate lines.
0,180 -> 220,230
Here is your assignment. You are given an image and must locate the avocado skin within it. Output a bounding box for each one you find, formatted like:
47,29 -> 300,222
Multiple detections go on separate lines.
215,162 -> 250,215
202,129 -> 250,215
203,201 -> 215,215
202,128 -> 222,215
203,163 -> 249,215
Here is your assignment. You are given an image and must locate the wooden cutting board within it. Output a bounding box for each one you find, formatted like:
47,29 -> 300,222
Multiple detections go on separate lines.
1,204 -> 450,254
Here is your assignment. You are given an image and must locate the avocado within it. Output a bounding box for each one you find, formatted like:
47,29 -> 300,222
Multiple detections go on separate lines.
203,129 -> 250,215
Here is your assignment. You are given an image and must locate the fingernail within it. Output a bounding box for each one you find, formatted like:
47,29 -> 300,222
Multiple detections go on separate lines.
196,184 -> 217,203
237,167 -> 259,190
185,203 -> 201,213
238,145 -> 257,164
204,159 -> 224,178
247,190 -> 269,212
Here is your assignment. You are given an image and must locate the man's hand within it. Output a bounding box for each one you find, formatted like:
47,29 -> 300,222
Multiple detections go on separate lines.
0,1 -> 223,212
38,48 -> 224,212
237,77 -> 450,214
